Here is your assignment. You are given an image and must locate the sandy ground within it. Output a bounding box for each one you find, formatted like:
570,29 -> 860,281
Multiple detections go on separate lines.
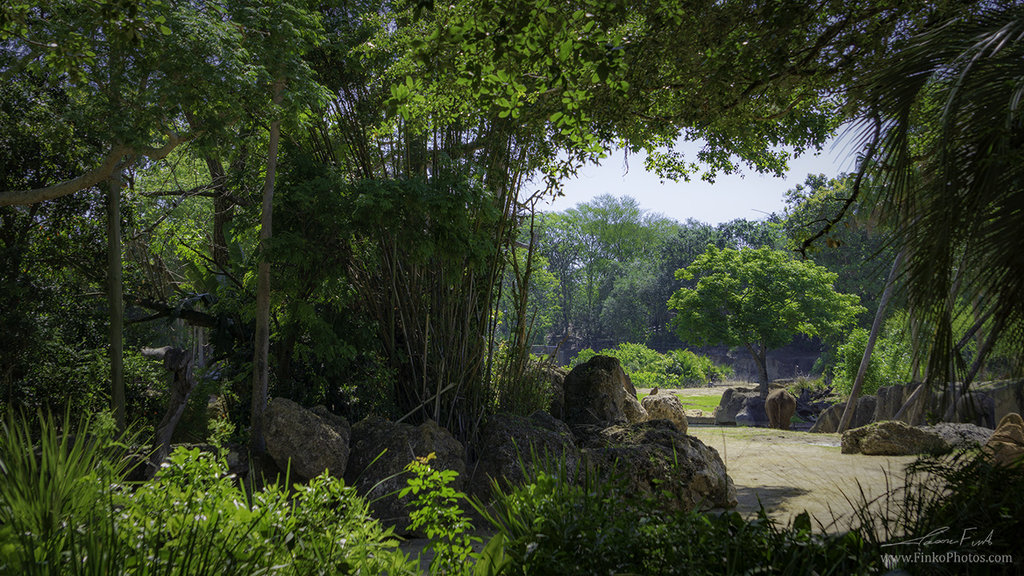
645,385 -> 919,530
689,426 -> 918,531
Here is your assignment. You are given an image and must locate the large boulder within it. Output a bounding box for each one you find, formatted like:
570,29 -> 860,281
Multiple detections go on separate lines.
841,421 -> 948,456
920,422 -> 993,451
264,398 -> 350,480
766,388 -> 797,430
983,412 -> 1024,467
469,411 -> 580,500
563,355 -> 635,427
713,387 -> 761,425
344,417 -> 465,532
580,420 -> 736,511
809,395 -> 877,433
641,391 -> 688,435
736,395 -> 768,427
874,385 -> 912,422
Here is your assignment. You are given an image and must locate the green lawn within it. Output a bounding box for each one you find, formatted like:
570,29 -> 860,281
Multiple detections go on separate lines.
636,392 -> 722,413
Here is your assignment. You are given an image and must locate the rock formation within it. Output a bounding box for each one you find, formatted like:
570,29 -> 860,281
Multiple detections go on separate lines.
344,417 -> 464,532
641,390 -> 689,435
579,420 -> 736,511
264,398 -> 350,480
469,411 -> 580,499
563,355 -> 641,427
841,421 -> 948,456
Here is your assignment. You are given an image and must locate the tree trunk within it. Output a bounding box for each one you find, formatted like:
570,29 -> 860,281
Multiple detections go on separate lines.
107,172 -> 125,430
250,84 -> 284,455
837,251 -> 903,434
203,155 -> 233,269
746,342 -> 770,397
141,346 -> 196,476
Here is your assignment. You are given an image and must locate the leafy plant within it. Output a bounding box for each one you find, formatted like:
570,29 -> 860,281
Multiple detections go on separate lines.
0,410 -> 418,576
472,454 -> 879,575
0,409 -> 139,575
570,343 -> 730,388
832,313 -> 912,397
401,453 -> 478,576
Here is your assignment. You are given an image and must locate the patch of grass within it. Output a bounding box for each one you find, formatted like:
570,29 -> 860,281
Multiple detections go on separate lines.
637,392 -> 722,414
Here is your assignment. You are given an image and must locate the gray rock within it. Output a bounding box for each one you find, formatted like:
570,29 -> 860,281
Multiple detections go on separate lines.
344,417 -> 464,533
264,398 -> 350,480
841,421 -> 948,456
736,396 -> 768,427
563,355 -> 634,427
469,411 -> 580,500
641,391 -> 688,435
920,422 -> 993,451
874,385 -> 911,422
713,387 -> 761,425
810,395 -> 877,433
581,420 -> 736,511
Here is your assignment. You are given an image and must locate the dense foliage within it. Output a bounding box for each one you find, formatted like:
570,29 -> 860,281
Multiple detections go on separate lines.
570,343 -> 732,388
0,411 -> 418,575
669,246 -> 864,392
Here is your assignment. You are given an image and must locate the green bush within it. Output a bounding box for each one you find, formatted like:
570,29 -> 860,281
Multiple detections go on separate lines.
569,344 -> 731,388
491,344 -> 552,416
831,315 -> 911,397
401,454 -> 478,575
0,411 -> 418,576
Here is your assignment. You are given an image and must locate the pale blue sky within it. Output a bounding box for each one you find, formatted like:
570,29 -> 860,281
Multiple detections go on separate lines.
529,136 -> 861,224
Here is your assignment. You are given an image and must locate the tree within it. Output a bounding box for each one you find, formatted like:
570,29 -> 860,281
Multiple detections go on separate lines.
668,246 -> 863,395
782,174 -> 896,325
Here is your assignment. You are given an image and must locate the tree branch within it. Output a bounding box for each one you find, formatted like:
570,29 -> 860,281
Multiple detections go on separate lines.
0,133 -> 190,206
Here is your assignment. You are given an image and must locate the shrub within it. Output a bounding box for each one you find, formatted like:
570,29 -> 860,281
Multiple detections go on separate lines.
491,344 -> 552,416
401,453 -> 478,575
472,457 -> 880,575
831,316 -> 911,397
569,344 -> 731,388
0,411 -> 419,576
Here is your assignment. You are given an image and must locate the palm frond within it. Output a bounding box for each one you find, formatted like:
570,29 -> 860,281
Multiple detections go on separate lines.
857,4 -> 1024,387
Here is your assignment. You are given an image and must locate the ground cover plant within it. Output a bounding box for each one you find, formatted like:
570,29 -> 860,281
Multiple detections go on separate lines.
0,411 -> 418,576
470,449 -> 1023,575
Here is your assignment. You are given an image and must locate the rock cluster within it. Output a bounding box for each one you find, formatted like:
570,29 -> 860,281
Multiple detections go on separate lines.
344,417 -> 465,531
264,397 -> 351,479
256,355 -> 739,533
809,396 -> 877,433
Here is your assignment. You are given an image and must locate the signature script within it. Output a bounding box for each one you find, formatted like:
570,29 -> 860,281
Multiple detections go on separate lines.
881,526 -> 995,549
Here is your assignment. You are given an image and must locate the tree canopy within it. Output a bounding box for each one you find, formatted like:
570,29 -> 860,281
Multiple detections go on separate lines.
668,246 -> 863,393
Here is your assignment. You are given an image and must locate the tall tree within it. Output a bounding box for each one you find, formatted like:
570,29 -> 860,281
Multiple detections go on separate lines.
668,246 -> 863,395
